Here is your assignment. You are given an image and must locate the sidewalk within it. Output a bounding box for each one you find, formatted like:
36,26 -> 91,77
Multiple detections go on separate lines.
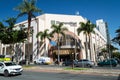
24,65 -> 120,76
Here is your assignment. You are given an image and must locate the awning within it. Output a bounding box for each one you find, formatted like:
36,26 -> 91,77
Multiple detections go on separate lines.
53,49 -> 74,55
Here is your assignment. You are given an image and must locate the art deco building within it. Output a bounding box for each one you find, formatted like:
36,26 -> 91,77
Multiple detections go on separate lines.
0,13 -> 107,62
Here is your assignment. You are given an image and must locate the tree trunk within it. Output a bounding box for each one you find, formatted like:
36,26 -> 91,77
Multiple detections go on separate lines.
44,38 -> 46,56
88,34 -> 92,60
26,15 -> 31,65
57,34 -> 60,65
85,34 -> 88,59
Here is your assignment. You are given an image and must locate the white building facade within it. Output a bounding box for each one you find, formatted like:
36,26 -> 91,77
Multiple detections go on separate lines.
96,19 -> 107,39
0,13 -> 107,62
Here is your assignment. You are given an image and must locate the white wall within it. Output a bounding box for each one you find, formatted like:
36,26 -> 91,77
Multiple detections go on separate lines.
0,13 -> 107,62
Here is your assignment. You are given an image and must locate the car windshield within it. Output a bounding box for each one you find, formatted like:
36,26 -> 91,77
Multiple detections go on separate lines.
5,62 -> 16,66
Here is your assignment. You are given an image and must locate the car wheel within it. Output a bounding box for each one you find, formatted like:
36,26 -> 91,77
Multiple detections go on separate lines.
98,64 -> 103,67
62,63 -> 65,66
34,61 -> 36,64
112,64 -> 117,67
19,72 -> 22,75
4,70 -> 9,77
87,64 -> 92,68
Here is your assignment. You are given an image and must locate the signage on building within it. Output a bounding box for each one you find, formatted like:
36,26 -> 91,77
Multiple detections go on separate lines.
51,20 -> 77,27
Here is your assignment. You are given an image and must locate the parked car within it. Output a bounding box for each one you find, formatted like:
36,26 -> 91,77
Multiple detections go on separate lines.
114,58 -> 120,64
97,59 -> 118,67
34,57 -> 51,65
75,59 -> 95,68
0,55 -> 11,61
0,61 -> 23,77
62,60 -> 78,66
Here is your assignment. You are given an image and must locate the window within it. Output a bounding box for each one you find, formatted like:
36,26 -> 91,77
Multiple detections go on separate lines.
51,20 -> 55,25
5,62 -> 16,66
59,35 -> 76,46
0,63 -> 3,67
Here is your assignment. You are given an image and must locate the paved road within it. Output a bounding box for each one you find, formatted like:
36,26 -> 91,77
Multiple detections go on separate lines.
0,71 -> 118,80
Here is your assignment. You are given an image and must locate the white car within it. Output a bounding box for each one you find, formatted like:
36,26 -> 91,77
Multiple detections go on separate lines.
0,61 -> 23,77
75,59 -> 95,67
34,57 -> 51,65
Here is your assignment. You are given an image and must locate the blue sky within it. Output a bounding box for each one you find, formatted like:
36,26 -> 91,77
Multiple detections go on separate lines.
0,0 -> 120,41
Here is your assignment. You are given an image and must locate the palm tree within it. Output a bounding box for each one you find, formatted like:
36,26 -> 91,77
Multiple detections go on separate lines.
36,29 -> 53,56
112,27 -> 120,45
0,22 -> 5,31
1,17 -> 18,44
0,22 -> 5,39
77,20 -> 95,60
0,18 -> 27,44
15,0 -> 42,64
0,17 -> 27,62
0,22 -> 8,44
100,44 -> 118,59
5,17 -> 17,31
51,23 -> 68,64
